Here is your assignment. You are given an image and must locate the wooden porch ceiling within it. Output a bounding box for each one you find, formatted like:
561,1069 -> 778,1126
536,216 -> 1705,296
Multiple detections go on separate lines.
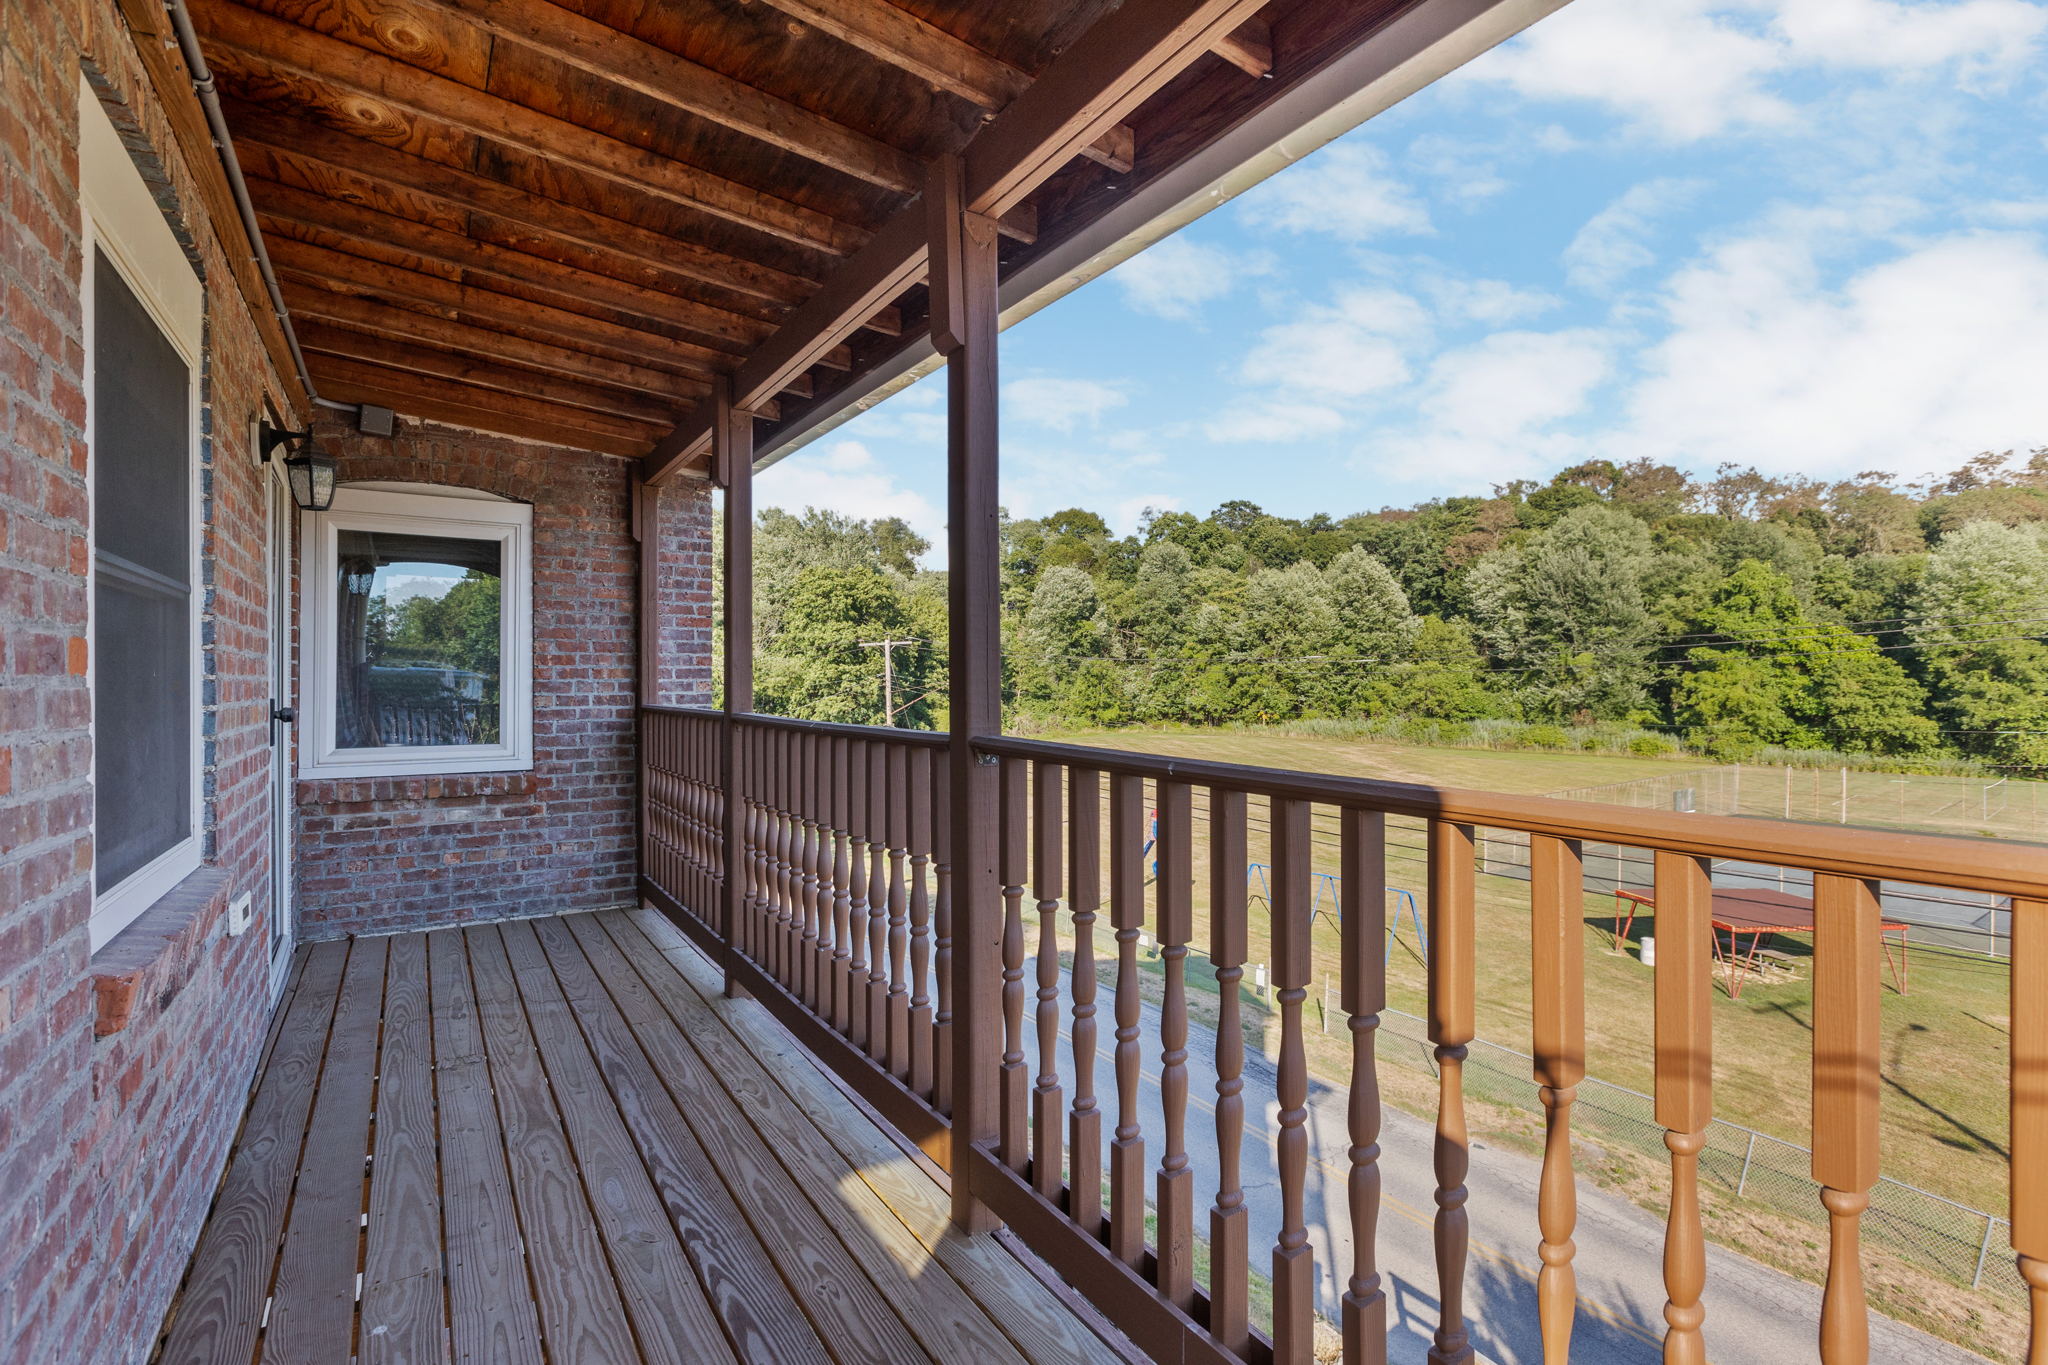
176,0 -> 1426,464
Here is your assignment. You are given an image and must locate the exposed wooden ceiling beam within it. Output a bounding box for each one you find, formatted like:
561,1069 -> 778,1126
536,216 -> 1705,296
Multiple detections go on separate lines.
751,0 -> 1136,173
424,0 -> 925,194
1213,17 -> 1274,77
247,177 -> 764,354
267,237 -> 729,377
314,363 -> 657,457
283,287 -> 703,401
196,0 -> 866,256
642,0 -> 1267,484
298,322 -> 690,426
228,105 -> 811,312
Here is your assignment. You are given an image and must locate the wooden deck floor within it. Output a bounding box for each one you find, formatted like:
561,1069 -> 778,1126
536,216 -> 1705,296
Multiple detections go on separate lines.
155,908 -> 1131,1365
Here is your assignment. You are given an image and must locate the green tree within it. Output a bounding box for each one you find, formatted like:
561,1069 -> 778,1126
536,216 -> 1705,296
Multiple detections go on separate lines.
755,566 -> 930,726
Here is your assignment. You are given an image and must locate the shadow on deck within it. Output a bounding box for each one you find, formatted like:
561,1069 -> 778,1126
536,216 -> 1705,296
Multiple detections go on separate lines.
153,908 -> 1134,1364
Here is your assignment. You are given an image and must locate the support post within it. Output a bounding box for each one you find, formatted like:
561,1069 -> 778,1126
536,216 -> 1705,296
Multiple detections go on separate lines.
716,376 -> 755,1000
933,154 -> 1004,1232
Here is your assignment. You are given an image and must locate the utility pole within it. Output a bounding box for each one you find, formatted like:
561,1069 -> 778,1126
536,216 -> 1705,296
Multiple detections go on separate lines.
858,637 -> 919,726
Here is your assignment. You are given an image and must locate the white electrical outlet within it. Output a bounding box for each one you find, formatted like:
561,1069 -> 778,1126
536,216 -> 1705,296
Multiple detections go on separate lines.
226,891 -> 253,937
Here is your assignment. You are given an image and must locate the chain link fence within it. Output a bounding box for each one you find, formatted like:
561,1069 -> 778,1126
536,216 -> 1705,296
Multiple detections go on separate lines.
1328,998 -> 2022,1302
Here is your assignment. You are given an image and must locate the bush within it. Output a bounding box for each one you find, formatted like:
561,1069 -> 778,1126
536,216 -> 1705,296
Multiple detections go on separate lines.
1628,734 -> 1674,757
1523,724 -> 1571,750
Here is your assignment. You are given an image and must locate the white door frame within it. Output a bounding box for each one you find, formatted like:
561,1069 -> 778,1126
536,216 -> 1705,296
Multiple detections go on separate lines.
264,433 -> 296,996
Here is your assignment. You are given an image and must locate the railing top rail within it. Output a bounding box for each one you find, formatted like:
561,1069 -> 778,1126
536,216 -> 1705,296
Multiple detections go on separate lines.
641,704 -> 948,749
972,734 -> 2048,900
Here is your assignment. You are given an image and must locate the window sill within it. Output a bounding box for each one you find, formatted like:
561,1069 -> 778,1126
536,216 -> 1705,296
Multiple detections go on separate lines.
297,771 -> 540,806
90,866 -> 231,1038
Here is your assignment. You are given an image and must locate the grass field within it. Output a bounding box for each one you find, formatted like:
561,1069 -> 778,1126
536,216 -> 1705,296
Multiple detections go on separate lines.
1039,726 -> 2014,1216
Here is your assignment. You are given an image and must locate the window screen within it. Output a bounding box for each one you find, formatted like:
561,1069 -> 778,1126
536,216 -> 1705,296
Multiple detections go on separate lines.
92,250 -> 193,890
334,530 -> 503,749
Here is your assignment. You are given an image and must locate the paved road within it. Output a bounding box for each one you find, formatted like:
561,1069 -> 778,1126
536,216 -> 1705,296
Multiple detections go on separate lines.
1015,972 -> 1993,1365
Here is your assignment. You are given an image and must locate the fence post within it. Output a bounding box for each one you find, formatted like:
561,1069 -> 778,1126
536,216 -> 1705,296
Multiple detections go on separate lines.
1736,1128 -> 1758,1198
1974,1216 -> 1998,1291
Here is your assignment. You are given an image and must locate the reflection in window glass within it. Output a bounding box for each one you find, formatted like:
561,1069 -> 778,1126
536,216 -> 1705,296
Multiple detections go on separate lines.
336,530 -> 502,749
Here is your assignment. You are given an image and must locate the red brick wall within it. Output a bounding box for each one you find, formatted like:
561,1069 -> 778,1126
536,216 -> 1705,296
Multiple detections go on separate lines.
293,420 -> 712,939
0,4 -> 294,1361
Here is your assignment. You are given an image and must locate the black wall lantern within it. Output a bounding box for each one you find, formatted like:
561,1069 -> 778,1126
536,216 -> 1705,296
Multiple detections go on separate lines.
260,423 -> 337,511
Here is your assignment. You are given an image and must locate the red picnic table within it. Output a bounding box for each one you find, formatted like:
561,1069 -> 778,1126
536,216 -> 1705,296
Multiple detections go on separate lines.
1609,886 -> 1910,999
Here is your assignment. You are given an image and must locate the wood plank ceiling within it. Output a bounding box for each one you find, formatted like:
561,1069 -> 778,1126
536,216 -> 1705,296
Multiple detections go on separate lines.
186,0 -> 1413,464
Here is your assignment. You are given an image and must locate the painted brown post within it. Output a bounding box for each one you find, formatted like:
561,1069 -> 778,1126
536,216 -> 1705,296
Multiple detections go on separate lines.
932,745 -> 955,1117
1272,797 -> 1315,1364
1654,850 -> 1714,1365
1530,834 -> 1585,1364
1067,766 -> 1104,1238
908,747 -> 936,1098
715,380 -> 753,996
886,741 -> 912,1079
1428,819 -> 1476,1365
1209,788 -> 1251,1355
2014,897 -> 2048,1364
1155,779 -> 1196,1309
934,152 -> 1004,1231
1342,806 -> 1389,1365
1032,761 -> 1066,1200
799,732 -> 822,1011
1812,872 -> 1881,1365
998,756 -> 1031,1170
1109,771 -> 1148,1267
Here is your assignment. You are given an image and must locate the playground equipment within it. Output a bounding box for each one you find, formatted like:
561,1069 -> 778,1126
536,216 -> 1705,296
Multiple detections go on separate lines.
1245,862 -> 1426,965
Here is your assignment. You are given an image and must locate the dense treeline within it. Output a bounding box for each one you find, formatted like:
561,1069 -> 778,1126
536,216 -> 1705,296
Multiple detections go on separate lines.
749,452 -> 2048,770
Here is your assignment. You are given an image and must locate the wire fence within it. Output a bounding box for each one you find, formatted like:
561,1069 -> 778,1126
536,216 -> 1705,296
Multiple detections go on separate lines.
1317,998 -> 2023,1302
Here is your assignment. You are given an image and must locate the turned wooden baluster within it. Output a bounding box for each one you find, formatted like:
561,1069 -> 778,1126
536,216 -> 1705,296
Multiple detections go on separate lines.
865,742 -> 889,1052
886,743 -> 912,1079
1272,797 -> 1315,1364
931,748 -> 955,1116
739,726 -> 757,962
1654,850 -> 1713,1365
1343,806 -> 1389,1365
1155,779 -> 1195,1310
1209,788 -> 1251,1355
801,734 -> 823,1010
1812,872 -> 1881,1365
844,737 -> 871,1047
829,735 -> 853,1032
1429,818 -> 1476,1365
1531,835 -> 1585,1365
1032,761 -> 1066,1200
752,726 -> 770,965
1109,772 -> 1147,1267
908,748 -> 936,1098
1067,767 -> 1104,1237
778,730 -> 800,986
2014,897 -> 2048,1365
998,757 -> 1030,1169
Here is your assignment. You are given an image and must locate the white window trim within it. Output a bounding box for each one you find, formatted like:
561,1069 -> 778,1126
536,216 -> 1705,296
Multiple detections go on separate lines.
82,77 -> 205,951
301,486 -> 533,779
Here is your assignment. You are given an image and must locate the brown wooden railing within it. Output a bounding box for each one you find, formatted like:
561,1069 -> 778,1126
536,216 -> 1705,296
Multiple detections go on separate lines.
642,706 -> 2048,1365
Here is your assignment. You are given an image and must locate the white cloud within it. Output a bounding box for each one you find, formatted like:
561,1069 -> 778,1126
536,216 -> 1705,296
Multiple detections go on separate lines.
1003,376 -> 1129,432
1563,178 -> 1703,291
1471,0 -> 2046,140
1111,494 -> 1182,537
1237,286 -> 1431,399
1618,230 -> 2048,477
755,439 -> 945,549
1203,402 -> 1347,444
1423,275 -> 1560,325
1237,142 -> 1432,242
1112,235 -> 1244,319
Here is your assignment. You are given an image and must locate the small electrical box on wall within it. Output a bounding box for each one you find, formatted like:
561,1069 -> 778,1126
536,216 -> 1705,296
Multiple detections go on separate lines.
357,404 -> 396,437
226,891 -> 253,937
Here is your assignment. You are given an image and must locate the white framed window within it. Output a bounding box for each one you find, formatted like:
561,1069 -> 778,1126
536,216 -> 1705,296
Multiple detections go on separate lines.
300,486 -> 533,778
82,78 -> 206,950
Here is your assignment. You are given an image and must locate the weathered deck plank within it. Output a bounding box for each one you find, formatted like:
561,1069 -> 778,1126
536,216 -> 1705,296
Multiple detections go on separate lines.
362,932 -> 451,1364
464,924 -> 644,1365
426,929 -> 545,1365
159,913 -> 1126,1365
158,942 -> 344,1365
527,914 -> 835,1365
262,935 -> 386,1365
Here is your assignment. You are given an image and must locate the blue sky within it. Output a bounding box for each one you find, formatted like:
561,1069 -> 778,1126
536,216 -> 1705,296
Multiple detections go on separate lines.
756,0 -> 2048,555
